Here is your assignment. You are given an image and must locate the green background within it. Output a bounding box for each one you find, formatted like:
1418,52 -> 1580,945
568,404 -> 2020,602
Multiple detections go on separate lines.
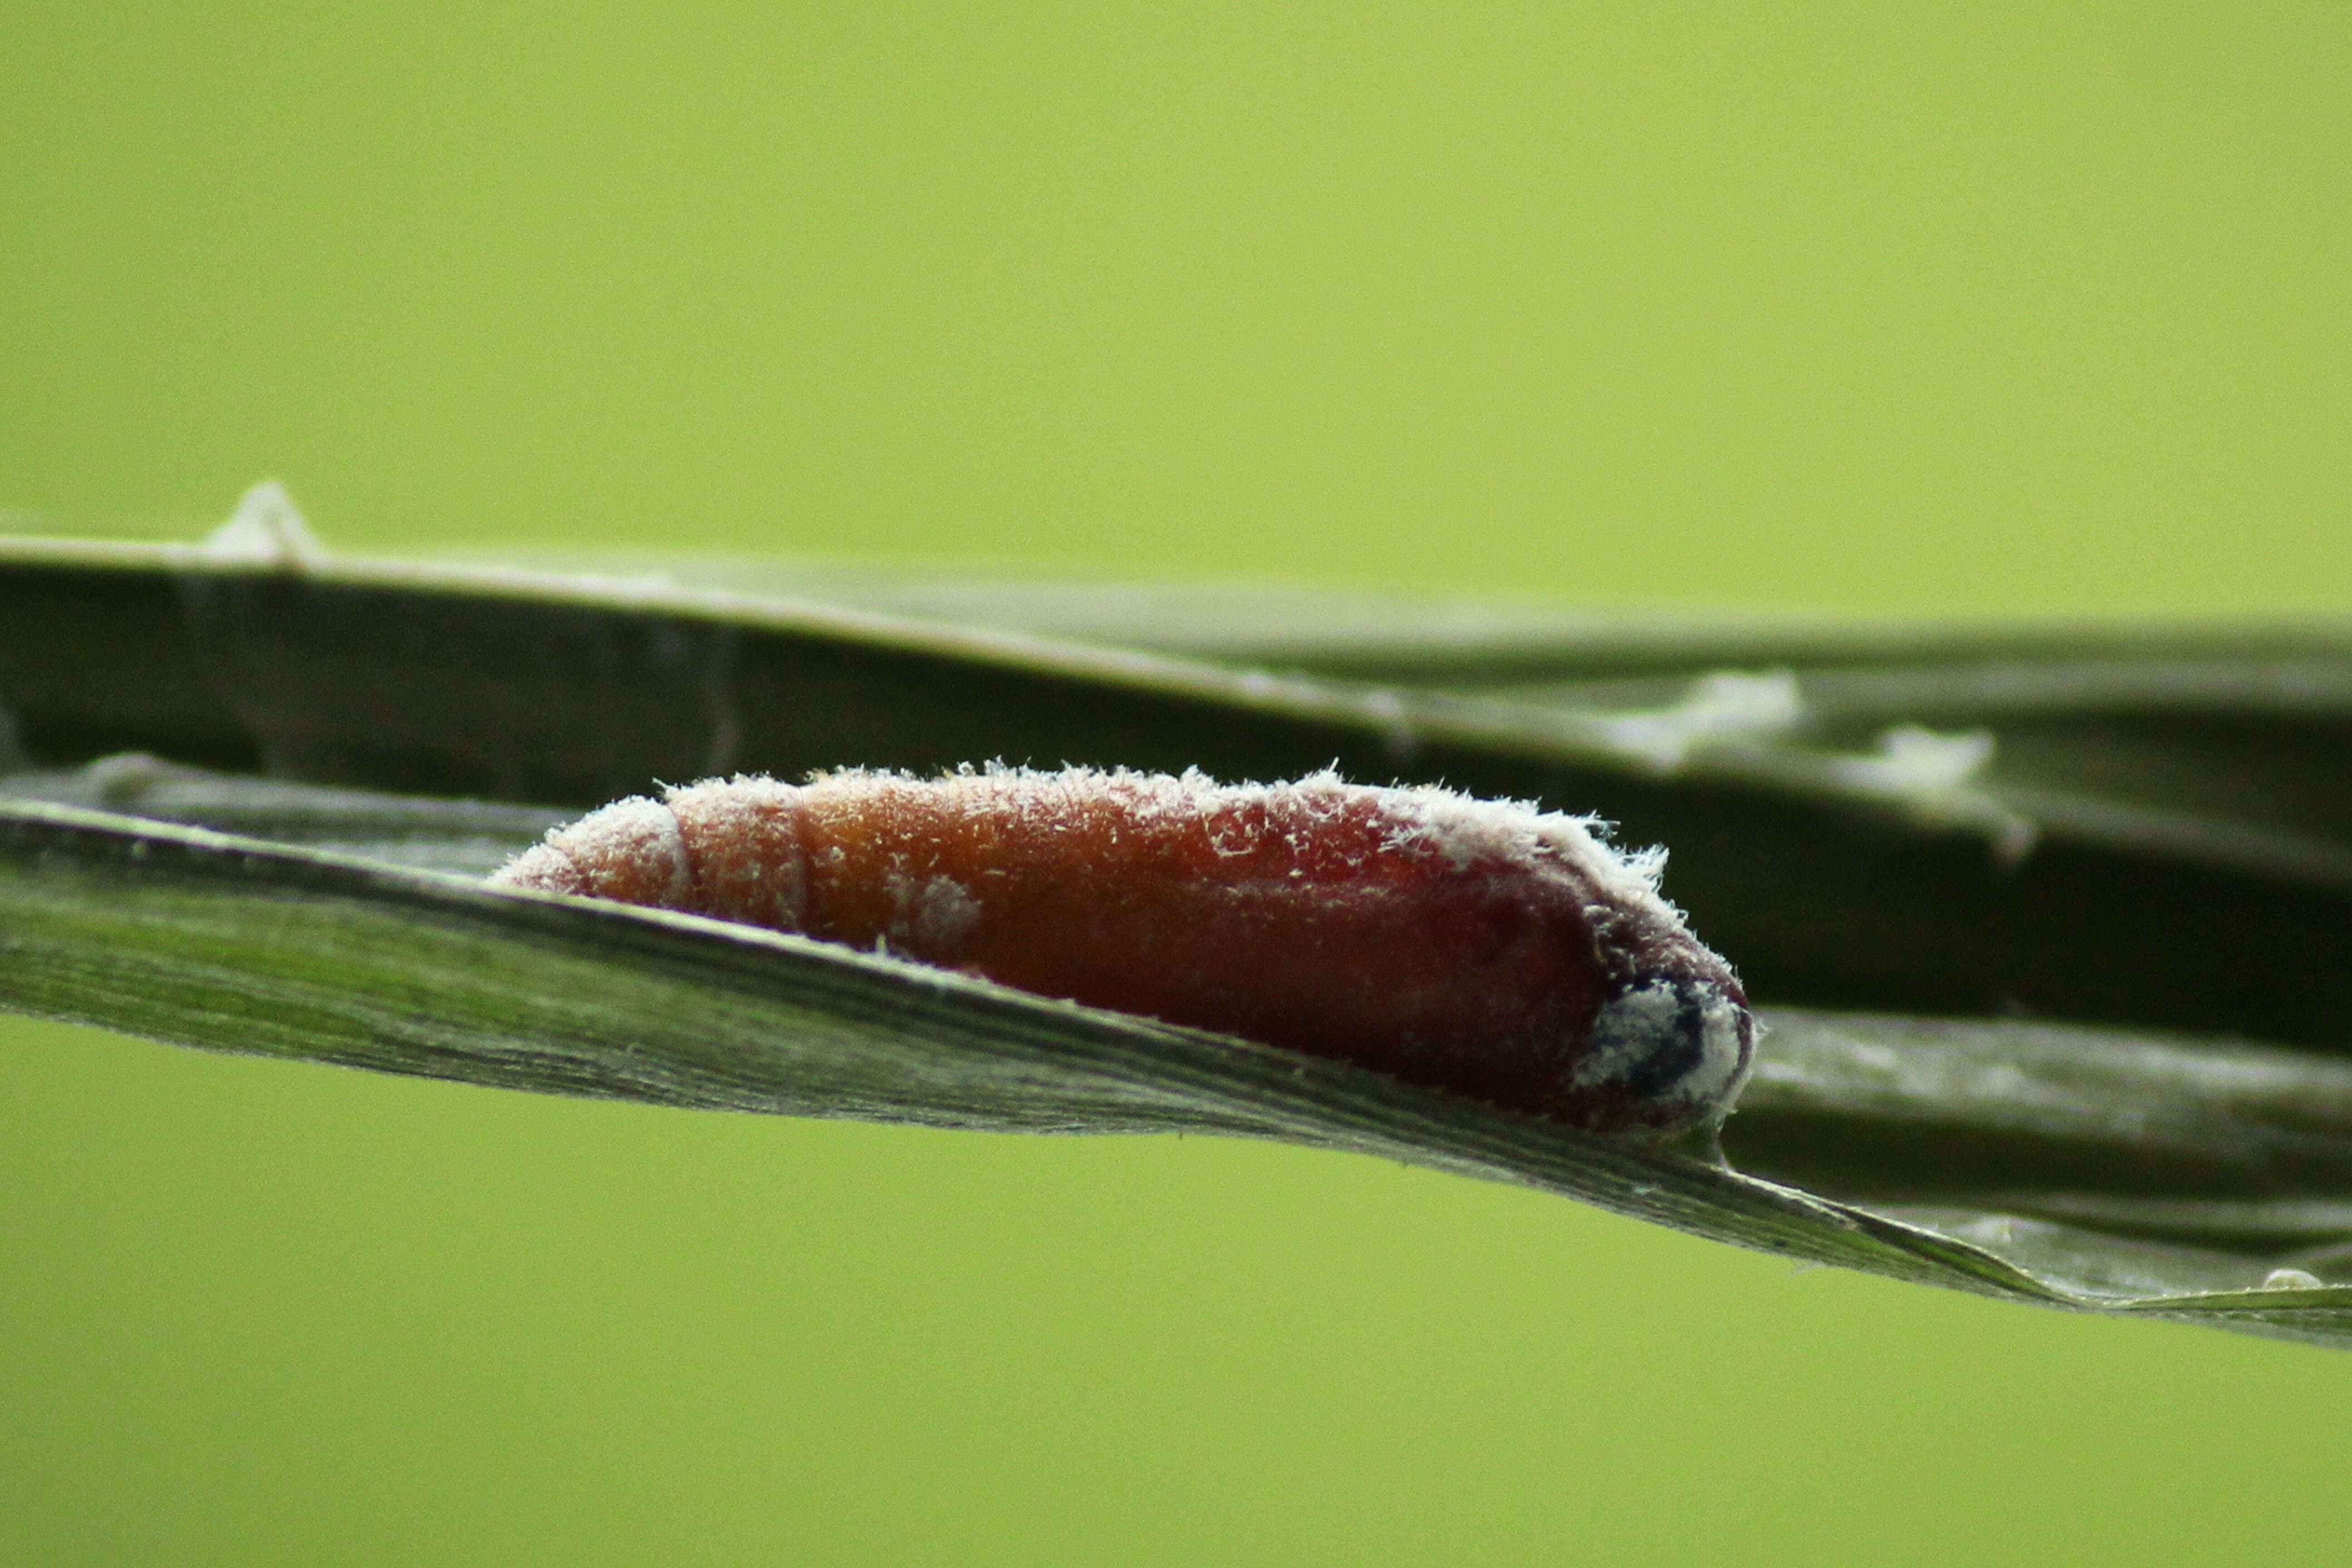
4,5 -> 2349,1563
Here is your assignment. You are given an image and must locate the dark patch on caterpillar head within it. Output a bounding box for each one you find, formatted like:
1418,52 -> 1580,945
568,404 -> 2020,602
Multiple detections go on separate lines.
1569,973 -> 1755,1133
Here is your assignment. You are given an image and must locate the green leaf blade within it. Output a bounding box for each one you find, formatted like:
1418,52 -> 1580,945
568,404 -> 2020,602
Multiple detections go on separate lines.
11,540 -> 2352,1343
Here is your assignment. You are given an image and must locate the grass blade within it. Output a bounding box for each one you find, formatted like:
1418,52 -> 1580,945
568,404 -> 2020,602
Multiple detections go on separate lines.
8,539 -> 2352,1343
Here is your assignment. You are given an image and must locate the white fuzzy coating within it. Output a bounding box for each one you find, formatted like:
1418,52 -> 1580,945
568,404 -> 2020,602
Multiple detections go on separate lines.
803,761 -> 1676,923
626,795 -> 696,904
1573,978 -> 1755,1125
500,765 -> 1681,951
888,871 -> 984,950
666,774 -> 809,927
491,792 -> 694,906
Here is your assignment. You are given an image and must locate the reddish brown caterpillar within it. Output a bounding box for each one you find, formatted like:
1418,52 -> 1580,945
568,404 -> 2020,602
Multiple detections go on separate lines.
489,766 -> 1755,1136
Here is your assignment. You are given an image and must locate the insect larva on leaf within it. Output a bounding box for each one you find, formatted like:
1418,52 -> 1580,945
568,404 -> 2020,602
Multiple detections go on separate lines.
489,766 -> 1755,1137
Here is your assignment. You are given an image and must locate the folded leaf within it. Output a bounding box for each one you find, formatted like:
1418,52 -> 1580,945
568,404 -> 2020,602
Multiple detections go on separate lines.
7,538 -> 2352,1344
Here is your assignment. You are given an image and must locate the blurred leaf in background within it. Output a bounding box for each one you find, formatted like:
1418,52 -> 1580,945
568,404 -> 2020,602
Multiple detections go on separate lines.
5,3 -> 2352,1566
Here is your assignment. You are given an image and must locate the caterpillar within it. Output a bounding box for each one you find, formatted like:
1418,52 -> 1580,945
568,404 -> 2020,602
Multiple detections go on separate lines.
489,766 -> 1754,1136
